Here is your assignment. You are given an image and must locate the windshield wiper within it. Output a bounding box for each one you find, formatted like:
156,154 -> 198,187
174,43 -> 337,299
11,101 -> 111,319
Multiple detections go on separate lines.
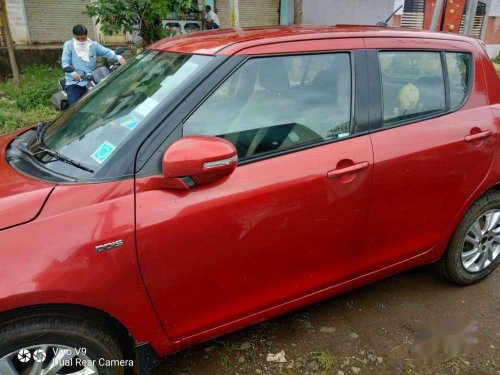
33,146 -> 95,173
30,122 -> 95,173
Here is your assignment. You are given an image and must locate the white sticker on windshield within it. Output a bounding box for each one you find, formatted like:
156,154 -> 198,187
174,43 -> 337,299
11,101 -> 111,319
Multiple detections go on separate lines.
91,141 -> 116,164
134,98 -> 159,118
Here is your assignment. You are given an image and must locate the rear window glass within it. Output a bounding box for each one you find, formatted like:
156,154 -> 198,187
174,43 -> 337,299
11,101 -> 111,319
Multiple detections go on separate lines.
379,51 -> 446,126
446,52 -> 472,110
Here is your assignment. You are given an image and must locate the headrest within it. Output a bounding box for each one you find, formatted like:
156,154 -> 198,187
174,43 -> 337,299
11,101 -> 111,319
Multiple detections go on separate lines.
258,58 -> 290,95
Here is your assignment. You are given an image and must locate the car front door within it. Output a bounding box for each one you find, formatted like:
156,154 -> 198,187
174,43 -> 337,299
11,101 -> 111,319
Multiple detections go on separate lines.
359,40 -> 497,274
135,47 -> 374,340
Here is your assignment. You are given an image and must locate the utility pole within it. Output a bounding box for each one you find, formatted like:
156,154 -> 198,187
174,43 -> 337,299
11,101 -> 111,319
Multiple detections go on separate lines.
0,0 -> 21,88
293,0 -> 302,24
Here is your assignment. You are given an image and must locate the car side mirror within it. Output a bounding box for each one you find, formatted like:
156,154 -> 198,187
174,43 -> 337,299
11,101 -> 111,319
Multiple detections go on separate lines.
163,136 -> 238,190
114,47 -> 125,55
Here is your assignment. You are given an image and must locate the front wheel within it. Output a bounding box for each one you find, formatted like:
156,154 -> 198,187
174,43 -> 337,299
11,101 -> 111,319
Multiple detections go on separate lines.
0,310 -> 127,375
440,190 -> 500,285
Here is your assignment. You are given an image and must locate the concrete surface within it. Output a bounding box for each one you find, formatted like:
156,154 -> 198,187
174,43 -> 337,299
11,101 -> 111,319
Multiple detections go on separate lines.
156,266 -> 499,375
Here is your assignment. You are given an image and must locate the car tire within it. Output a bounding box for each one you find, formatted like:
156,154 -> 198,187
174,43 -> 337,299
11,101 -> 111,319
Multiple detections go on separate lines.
440,190 -> 500,285
0,307 -> 126,375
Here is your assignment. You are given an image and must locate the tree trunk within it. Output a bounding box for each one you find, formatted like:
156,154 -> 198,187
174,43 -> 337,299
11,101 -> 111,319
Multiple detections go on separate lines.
0,0 -> 21,88
293,0 -> 302,25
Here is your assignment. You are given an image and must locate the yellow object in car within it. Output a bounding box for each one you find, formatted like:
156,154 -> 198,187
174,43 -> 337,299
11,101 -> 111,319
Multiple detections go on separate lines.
399,83 -> 419,111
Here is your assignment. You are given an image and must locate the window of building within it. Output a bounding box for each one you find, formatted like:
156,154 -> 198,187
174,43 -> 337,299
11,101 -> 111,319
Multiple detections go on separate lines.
183,53 -> 352,160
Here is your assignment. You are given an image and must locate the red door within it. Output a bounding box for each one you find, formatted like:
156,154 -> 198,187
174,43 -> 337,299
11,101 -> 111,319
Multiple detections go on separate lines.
136,138 -> 373,340
359,40 -> 497,273
135,50 -> 373,340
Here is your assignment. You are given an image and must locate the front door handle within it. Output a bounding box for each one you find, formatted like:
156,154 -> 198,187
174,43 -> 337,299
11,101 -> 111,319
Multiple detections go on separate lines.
464,130 -> 492,143
327,161 -> 369,179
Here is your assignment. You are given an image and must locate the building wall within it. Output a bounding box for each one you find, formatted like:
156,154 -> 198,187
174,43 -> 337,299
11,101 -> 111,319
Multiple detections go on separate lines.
392,14 -> 402,26
484,16 -> 500,57
215,0 -> 280,28
484,0 -> 500,57
5,0 -> 30,44
490,0 -> 500,16
0,45 -> 61,76
302,0 -> 397,25
484,15 -> 500,43
23,0 -> 95,43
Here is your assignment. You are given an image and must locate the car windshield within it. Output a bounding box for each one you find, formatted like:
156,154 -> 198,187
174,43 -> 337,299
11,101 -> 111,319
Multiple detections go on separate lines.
41,51 -> 213,173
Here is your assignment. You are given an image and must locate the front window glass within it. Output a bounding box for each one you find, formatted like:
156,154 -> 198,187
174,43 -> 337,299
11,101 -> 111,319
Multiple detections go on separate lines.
379,51 -> 445,126
183,53 -> 352,159
41,51 -> 212,172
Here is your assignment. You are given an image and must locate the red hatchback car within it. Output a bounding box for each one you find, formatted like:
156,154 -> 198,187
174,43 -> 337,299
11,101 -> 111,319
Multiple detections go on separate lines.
0,26 -> 499,375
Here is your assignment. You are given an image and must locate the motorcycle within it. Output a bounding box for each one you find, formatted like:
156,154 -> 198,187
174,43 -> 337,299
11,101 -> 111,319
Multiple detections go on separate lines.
51,47 -> 125,111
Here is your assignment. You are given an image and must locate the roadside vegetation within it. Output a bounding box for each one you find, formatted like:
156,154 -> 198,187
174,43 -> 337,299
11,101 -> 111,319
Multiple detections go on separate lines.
0,66 -> 59,135
493,55 -> 500,74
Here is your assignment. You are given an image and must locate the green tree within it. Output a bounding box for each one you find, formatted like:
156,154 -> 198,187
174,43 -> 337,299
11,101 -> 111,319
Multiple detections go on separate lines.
86,0 -> 193,45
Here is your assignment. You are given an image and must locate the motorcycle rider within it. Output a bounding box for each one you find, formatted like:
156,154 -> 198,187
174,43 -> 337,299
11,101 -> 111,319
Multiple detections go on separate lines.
62,24 -> 126,105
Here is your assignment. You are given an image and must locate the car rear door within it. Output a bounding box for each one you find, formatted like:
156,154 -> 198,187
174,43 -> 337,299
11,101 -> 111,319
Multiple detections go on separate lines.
135,41 -> 374,340
359,38 -> 497,274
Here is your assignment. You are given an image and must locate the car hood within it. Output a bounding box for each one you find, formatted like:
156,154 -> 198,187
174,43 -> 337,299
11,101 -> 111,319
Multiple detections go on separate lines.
0,130 -> 55,230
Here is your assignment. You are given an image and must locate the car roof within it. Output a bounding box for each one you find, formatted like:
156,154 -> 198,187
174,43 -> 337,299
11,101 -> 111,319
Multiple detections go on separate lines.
148,25 -> 477,55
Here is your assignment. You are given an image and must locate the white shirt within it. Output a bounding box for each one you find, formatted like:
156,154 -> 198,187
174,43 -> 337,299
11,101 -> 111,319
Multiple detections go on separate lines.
205,10 -> 220,26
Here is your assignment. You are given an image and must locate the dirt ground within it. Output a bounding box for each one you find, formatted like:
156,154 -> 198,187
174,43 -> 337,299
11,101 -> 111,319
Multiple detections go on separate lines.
155,266 -> 499,375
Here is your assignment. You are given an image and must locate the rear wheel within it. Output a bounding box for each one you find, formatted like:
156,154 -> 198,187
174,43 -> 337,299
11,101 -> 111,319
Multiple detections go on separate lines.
0,310 -> 127,375
440,190 -> 500,285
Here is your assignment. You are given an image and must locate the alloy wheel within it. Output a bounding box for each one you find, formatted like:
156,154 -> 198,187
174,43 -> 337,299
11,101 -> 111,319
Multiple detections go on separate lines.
461,209 -> 500,273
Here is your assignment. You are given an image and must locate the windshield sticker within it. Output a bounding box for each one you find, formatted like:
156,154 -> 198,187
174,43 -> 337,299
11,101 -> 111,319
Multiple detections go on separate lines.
91,141 -> 117,164
134,97 -> 159,118
118,115 -> 140,130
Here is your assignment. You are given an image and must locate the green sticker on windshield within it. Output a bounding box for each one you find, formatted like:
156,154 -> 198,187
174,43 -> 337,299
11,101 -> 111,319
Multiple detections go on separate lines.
91,141 -> 116,164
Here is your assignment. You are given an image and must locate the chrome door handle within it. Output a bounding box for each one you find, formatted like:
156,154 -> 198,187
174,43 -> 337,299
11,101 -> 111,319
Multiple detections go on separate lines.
327,161 -> 369,179
464,130 -> 492,143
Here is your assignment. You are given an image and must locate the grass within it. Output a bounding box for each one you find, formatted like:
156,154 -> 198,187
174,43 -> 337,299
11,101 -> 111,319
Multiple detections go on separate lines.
402,359 -> 423,375
215,340 -> 239,369
0,65 -> 59,135
442,355 -> 470,375
309,351 -> 336,372
217,353 -> 232,368
491,55 -> 500,75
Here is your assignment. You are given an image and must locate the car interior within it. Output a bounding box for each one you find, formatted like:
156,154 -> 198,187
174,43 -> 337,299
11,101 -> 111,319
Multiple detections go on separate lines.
184,54 -> 352,159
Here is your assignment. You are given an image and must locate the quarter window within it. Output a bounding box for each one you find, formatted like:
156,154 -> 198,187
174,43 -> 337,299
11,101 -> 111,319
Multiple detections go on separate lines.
446,52 -> 472,110
379,51 -> 446,126
183,53 -> 352,159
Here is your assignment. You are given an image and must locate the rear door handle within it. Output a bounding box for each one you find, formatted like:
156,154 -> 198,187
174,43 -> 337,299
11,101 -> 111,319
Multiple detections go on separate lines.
464,130 -> 492,143
327,161 -> 369,179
